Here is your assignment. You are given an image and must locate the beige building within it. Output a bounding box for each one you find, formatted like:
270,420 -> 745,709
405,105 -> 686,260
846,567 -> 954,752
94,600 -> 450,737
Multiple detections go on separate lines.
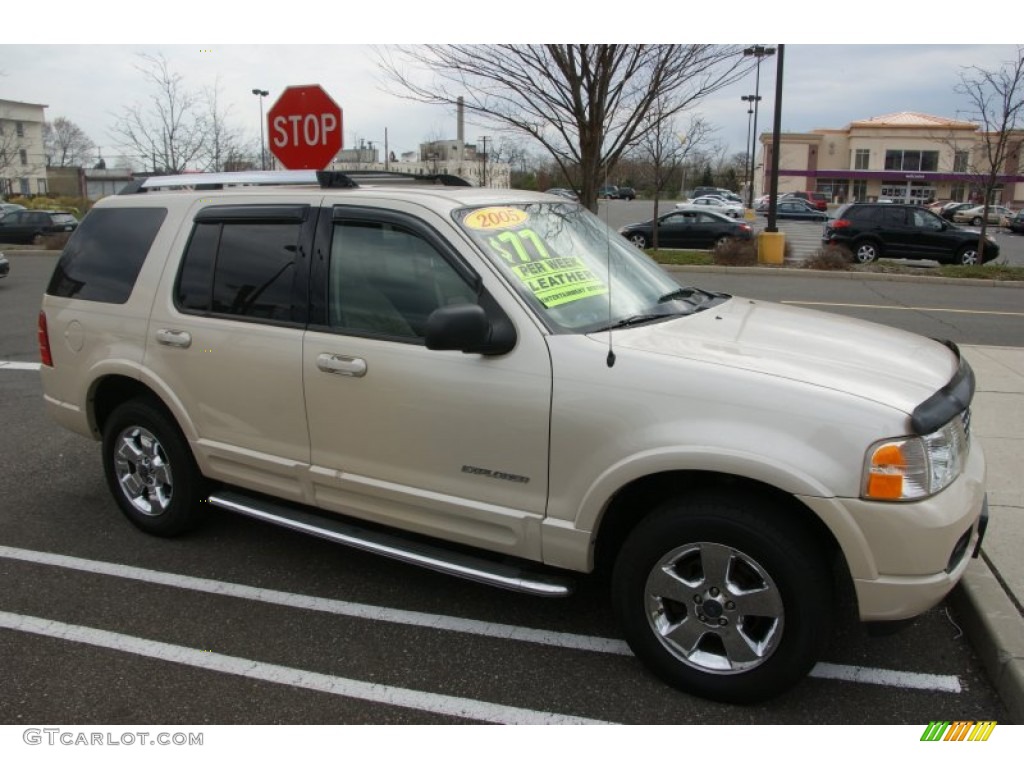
0,98 -> 49,197
757,112 -> 1024,206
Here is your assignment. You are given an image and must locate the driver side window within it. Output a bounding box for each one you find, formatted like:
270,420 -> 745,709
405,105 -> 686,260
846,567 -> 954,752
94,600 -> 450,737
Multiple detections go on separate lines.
328,221 -> 477,340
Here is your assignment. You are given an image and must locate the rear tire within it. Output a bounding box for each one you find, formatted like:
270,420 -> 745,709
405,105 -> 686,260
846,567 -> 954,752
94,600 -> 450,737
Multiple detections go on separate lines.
102,399 -> 207,537
611,491 -> 832,704
853,241 -> 880,263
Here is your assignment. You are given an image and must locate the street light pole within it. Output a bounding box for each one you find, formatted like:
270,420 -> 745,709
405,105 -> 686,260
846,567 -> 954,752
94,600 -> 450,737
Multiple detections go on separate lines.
741,95 -> 760,205
252,88 -> 269,171
743,45 -> 775,208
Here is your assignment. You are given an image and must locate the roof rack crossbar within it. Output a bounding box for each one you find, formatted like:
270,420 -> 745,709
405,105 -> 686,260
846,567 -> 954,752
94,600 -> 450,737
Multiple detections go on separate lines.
119,169 -> 472,194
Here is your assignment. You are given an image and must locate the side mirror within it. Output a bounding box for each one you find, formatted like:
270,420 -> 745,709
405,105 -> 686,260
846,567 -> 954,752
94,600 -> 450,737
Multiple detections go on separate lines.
425,304 -> 515,355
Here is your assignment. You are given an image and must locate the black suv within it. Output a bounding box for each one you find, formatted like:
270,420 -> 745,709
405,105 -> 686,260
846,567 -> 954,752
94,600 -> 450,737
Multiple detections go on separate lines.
823,203 -> 1000,265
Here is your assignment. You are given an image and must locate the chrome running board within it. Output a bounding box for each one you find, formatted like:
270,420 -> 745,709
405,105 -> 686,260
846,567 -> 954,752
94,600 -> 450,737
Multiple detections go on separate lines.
207,490 -> 574,598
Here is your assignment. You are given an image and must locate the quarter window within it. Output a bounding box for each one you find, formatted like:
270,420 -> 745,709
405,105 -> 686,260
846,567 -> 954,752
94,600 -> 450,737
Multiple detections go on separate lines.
47,207 -> 167,303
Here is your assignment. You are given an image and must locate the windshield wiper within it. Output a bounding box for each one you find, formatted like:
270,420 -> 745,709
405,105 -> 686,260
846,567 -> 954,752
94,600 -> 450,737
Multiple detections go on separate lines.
657,286 -> 725,305
594,312 -> 677,332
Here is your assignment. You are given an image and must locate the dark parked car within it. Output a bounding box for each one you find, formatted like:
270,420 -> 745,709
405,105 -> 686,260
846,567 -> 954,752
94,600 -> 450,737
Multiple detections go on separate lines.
823,203 -> 999,265
0,209 -> 79,244
0,202 -> 27,219
544,188 -> 579,201
1007,210 -> 1024,234
598,185 -> 619,199
616,186 -> 636,200
619,209 -> 753,250
757,199 -> 828,220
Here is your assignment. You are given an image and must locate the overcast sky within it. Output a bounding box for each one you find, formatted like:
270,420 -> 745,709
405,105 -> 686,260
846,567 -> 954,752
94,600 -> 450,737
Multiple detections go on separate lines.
1,5 -> 1016,170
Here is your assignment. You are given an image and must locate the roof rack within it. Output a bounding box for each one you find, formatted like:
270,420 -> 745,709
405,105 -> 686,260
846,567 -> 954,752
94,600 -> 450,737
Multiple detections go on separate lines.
119,170 -> 473,195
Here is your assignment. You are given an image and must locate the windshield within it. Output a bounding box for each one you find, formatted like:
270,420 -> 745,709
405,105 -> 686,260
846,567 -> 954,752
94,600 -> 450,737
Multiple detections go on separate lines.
456,202 -> 727,333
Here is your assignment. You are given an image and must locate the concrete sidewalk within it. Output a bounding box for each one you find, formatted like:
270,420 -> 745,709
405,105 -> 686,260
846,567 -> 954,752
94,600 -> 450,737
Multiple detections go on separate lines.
952,345 -> 1024,722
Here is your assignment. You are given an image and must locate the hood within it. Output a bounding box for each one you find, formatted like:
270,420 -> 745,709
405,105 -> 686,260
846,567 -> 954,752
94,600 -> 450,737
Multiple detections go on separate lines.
601,296 -> 958,415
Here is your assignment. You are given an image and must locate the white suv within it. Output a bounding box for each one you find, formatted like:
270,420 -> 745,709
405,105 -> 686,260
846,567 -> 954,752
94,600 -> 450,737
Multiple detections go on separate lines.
39,171 -> 987,704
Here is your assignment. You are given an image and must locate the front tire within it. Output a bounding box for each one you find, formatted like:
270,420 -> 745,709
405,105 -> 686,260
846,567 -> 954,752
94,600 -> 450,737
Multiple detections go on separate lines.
611,491 -> 832,704
957,245 -> 981,266
102,399 -> 207,536
971,216 -> 983,226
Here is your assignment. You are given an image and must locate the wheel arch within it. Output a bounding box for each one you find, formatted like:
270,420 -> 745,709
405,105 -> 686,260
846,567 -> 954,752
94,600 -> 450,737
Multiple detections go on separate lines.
592,470 -> 843,581
851,236 -> 883,254
90,374 -> 191,442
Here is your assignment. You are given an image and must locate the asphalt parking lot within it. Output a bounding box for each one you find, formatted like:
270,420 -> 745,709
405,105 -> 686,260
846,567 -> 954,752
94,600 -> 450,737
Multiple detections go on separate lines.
0,253 -> 1014,727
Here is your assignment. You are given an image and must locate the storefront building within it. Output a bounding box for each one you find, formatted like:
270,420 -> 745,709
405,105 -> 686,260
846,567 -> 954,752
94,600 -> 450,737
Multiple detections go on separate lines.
757,112 -> 1024,206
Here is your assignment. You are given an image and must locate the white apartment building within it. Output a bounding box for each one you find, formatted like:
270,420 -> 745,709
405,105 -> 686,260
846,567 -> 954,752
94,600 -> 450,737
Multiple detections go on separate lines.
0,98 -> 48,197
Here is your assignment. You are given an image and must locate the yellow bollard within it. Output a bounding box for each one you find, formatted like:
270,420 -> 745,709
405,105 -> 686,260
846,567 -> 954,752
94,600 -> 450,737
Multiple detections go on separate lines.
757,231 -> 786,265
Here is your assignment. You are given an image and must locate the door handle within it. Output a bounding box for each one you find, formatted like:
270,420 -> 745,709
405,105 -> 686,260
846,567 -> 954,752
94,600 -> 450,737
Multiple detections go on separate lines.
317,353 -> 367,378
155,329 -> 192,348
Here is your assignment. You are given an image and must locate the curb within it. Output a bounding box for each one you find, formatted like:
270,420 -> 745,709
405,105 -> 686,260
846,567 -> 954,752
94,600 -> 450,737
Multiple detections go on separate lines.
948,559 -> 1024,722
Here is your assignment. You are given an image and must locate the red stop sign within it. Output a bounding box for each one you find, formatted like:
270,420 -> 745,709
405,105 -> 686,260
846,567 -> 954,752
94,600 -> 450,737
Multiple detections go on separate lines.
267,85 -> 343,170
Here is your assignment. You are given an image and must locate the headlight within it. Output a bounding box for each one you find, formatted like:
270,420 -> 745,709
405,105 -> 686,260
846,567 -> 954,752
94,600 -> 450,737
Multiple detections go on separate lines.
862,411 -> 970,501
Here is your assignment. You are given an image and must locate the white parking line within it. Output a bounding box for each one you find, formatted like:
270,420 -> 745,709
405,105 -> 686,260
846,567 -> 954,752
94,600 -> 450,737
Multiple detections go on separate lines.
0,361 -> 41,370
0,544 -> 963,694
0,610 -> 610,725
0,545 -> 628,655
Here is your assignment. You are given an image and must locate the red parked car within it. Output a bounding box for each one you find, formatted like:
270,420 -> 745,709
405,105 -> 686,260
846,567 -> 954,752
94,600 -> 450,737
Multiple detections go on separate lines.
782,191 -> 828,211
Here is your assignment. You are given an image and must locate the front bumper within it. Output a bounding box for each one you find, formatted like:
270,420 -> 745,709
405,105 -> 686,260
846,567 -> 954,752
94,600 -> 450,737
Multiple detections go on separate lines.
800,440 -> 987,622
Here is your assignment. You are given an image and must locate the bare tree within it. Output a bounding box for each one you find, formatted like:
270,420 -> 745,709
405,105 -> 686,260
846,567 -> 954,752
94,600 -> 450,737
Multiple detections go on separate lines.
377,45 -> 748,210
111,53 -> 209,174
199,78 -> 247,172
952,46 -> 1024,261
630,109 -> 715,248
44,117 -> 96,167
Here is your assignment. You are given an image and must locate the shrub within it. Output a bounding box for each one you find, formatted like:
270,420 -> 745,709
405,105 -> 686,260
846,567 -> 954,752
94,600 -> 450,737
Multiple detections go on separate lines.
712,237 -> 758,266
803,244 -> 853,270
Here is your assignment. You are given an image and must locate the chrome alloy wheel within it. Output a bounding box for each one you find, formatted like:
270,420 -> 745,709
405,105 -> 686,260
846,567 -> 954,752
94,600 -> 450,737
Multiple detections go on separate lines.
113,426 -> 174,516
644,542 -> 784,674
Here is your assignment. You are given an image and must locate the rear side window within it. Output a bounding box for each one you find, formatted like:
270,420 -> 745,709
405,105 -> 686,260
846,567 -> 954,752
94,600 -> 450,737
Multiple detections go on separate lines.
46,207 -> 167,303
176,206 -> 307,322
880,207 -> 907,226
846,206 -> 878,223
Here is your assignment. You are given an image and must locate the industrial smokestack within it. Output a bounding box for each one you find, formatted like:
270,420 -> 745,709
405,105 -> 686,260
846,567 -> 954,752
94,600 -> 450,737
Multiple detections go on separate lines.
457,97 -> 464,148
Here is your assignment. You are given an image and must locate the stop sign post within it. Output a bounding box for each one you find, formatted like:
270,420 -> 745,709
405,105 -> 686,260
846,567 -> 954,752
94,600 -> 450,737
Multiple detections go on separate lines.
267,85 -> 343,170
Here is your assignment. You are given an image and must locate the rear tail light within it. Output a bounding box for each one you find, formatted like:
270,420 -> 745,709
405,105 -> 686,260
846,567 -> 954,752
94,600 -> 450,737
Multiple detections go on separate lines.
830,219 -> 851,229
38,310 -> 53,367
738,223 -> 752,232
